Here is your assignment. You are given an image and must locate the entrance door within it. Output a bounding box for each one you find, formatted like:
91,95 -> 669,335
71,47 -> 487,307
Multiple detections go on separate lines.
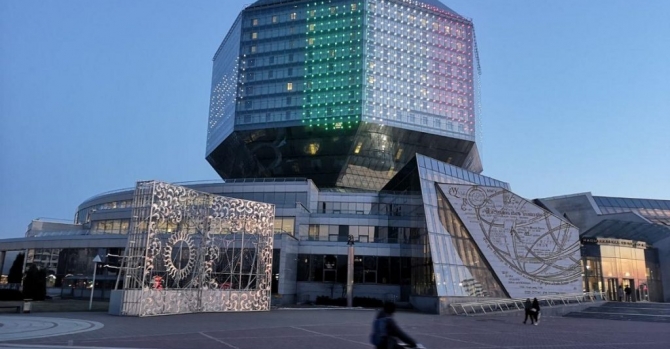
605,278 -> 619,301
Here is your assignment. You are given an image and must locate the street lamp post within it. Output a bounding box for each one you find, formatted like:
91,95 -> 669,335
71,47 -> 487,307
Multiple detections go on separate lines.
89,255 -> 102,311
346,235 -> 355,308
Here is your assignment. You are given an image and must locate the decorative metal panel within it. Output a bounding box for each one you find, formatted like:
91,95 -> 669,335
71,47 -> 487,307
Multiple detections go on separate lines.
119,181 -> 274,316
438,184 -> 581,297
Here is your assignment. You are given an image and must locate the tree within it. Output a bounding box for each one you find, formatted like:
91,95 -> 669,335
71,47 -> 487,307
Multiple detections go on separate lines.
7,253 -> 24,284
22,265 -> 47,301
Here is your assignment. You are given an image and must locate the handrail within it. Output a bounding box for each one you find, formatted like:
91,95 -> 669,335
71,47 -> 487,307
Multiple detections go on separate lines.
449,292 -> 608,316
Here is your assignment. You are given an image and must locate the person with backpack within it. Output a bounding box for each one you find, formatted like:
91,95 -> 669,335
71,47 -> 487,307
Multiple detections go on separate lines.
370,301 -> 421,349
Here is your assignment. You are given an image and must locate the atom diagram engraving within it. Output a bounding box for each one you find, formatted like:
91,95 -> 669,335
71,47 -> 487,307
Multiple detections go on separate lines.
444,185 -> 581,285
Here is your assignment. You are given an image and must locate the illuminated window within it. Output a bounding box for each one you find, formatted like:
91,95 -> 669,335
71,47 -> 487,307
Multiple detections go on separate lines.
252,19 -> 258,26
351,3 -> 357,11
272,15 -> 278,23
308,38 -> 315,45
252,32 -> 258,39
309,10 -> 316,17
330,6 -> 337,14
290,12 -> 297,20
250,45 -> 256,53
329,49 -> 336,57
287,82 -> 293,91
309,24 -> 315,31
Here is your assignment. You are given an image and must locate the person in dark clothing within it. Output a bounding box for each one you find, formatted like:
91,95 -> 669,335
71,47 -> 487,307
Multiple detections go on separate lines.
522,298 -> 534,324
624,286 -> 632,302
531,298 -> 541,325
617,285 -> 624,302
372,302 -> 419,349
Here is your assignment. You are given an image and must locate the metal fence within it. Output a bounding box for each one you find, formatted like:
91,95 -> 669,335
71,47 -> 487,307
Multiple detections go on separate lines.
449,292 -> 607,316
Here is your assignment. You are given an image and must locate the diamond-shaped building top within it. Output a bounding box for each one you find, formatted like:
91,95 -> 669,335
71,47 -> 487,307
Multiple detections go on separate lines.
206,0 -> 482,190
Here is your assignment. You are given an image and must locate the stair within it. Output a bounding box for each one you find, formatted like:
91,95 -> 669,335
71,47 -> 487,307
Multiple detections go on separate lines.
564,302 -> 670,323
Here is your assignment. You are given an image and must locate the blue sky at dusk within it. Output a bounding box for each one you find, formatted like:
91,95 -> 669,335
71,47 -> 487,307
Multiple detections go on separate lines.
1,0 -> 668,239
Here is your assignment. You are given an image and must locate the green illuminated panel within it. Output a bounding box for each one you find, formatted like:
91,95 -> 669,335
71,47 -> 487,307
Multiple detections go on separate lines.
303,1 -> 364,130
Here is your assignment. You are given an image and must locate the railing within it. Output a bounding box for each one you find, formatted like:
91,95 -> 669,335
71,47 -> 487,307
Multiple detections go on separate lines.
449,292 -> 608,316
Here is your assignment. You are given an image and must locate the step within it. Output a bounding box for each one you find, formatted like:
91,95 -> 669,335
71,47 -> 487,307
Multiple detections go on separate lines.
564,310 -> 670,323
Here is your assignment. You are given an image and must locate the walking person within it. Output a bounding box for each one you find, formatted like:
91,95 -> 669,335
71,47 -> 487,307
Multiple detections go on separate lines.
617,285 -> 624,302
531,298 -> 541,325
522,298 -> 534,324
624,286 -> 632,302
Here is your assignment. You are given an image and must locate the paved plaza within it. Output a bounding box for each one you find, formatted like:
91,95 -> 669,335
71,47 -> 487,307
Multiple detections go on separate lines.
0,309 -> 668,349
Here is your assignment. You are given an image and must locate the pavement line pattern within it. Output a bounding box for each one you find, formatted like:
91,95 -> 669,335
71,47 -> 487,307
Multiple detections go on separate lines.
198,332 -> 241,349
0,317 -> 103,342
291,326 -> 372,347
0,344 -> 142,349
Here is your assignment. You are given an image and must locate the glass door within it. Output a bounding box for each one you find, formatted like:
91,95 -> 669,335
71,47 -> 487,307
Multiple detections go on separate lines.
605,278 -> 618,301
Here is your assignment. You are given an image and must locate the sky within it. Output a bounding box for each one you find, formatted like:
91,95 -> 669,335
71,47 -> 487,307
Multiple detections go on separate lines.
1,0 -> 669,239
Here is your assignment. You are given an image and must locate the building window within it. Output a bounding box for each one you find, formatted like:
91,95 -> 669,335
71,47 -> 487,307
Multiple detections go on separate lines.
287,82 -> 293,91
286,97 -> 292,105
288,68 -> 293,76
247,72 -> 254,81
351,3 -> 357,11
330,6 -> 337,14
252,18 -> 258,26
246,86 -> 253,94
251,32 -> 258,40
288,53 -> 294,62
329,49 -> 336,57
285,111 -> 291,120
309,24 -> 315,31
268,70 -> 274,78
308,38 -> 315,45
272,15 -> 278,23
248,58 -> 255,67
269,56 -> 275,64
250,45 -> 256,53
245,101 -> 252,109
309,10 -> 316,17
290,12 -> 297,20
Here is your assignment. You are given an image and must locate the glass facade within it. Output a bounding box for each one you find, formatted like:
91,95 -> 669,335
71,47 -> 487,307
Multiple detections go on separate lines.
364,0 -> 475,140
581,238 -> 663,302
593,196 -> 670,226
207,14 -> 243,154
205,0 -> 483,191
297,254 -> 411,285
